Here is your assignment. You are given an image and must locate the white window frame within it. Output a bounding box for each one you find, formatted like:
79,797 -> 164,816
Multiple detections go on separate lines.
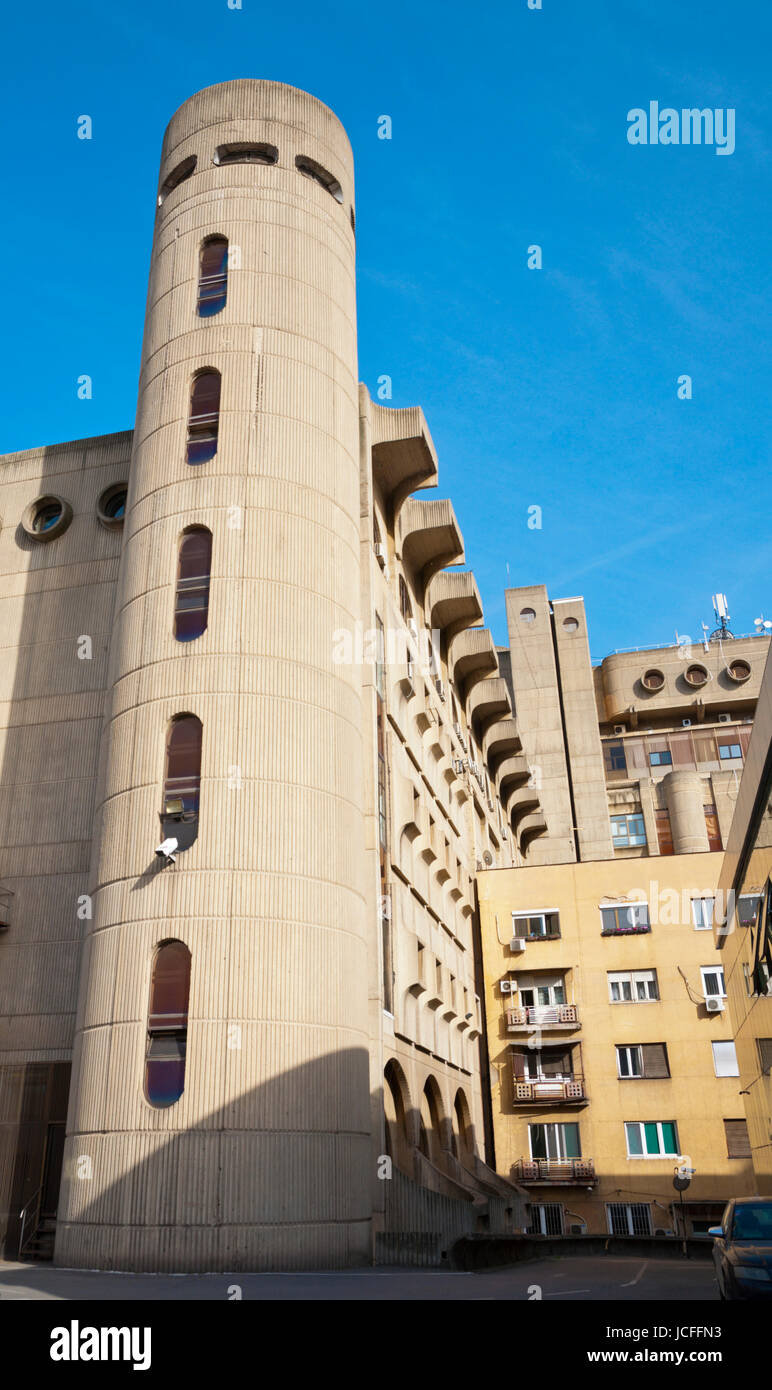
608,969 -> 659,1003
512,910 -> 560,939
610,813 -> 647,848
691,896 -> 715,930
600,901 -> 650,934
616,1045 -> 643,1078
528,1202 -> 564,1236
701,965 -> 726,999
624,1120 -> 679,1158
711,1040 -> 739,1077
606,1202 -> 652,1236
527,1122 -> 581,1161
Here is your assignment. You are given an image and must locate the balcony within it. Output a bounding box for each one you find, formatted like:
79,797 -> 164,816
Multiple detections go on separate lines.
513,1079 -> 587,1107
514,1158 -> 597,1185
506,1004 -> 579,1032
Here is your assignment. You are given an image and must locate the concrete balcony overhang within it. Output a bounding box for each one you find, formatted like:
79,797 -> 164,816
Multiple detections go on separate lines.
448,627 -> 498,696
519,811 -> 548,850
497,754 -> 530,801
508,784 -> 540,830
467,676 -> 512,738
397,497 -> 464,592
369,400 -> 438,518
483,718 -> 522,772
424,570 -> 483,643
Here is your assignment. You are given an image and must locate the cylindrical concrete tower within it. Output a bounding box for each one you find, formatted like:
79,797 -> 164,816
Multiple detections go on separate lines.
56,81 -> 371,1271
662,771 -> 710,855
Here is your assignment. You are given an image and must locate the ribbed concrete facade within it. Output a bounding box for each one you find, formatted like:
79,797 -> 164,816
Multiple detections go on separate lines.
0,80 -> 526,1270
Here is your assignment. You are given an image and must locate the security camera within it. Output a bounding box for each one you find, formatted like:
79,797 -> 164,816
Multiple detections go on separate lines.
155,837 -> 178,865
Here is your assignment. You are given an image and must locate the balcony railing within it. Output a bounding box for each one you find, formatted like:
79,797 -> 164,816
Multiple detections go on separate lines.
506,1004 -> 579,1030
513,1079 -> 586,1104
514,1158 -> 597,1184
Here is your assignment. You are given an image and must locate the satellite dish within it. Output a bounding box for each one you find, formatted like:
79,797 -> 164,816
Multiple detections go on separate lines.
673,1174 -> 691,1192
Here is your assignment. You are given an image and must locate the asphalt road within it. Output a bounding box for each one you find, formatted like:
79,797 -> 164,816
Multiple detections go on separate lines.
0,1254 -> 718,1301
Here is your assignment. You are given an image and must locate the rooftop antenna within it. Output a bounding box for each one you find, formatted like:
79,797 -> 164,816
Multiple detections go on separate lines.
754,614 -> 772,636
709,593 -> 734,643
700,622 -> 710,653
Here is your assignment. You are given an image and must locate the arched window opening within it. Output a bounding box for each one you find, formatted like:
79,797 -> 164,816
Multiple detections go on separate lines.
174,528 -> 212,641
187,370 -> 221,464
214,142 -> 278,166
145,941 -> 191,1107
197,237 -> 228,317
161,714 -> 202,851
384,1060 -> 413,1175
158,155 -> 196,206
420,1078 -> 444,1166
295,155 -> 344,204
399,575 -> 413,624
454,1089 -> 475,1168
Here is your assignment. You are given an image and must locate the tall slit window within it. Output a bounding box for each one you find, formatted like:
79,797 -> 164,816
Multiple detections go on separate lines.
145,941 -> 191,1107
197,237 -> 228,317
161,715 -> 202,850
187,370 -> 221,464
174,528 -> 212,641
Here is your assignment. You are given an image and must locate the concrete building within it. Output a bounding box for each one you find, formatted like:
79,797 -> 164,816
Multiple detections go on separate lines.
478,587 -> 769,1237
716,644 -> 772,1196
0,79 -> 525,1271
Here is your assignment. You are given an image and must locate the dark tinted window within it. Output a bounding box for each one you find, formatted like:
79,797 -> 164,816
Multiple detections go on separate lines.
197,237 -> 228,317
174,528 -> 212,641
187,371 -> 221,464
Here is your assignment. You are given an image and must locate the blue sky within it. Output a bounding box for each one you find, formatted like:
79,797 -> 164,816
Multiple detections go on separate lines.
2,0 -> 769,659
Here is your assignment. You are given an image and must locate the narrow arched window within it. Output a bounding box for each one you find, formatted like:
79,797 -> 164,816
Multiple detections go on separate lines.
186,370 -> 221,464
399,575 -> 412,624
174,528 -> 212,641
145,941 -> 191,1107
161,715 -> 202,850
197,237 -> 228,317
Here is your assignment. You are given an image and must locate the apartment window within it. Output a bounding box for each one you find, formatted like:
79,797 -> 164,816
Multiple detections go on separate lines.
608,970 -> 658,1003
513,1046 -> 575,1082
512,911 -> 560,940
158,155 -> 196,205
718,740 -> 743,761
197,236 -> 228,317
610,813 -> 646,848
600,903 -> 650,936
712,1041 -> 739,1077
186,370 -> 221,464
374,614 -> 386,700
724,1118 -> 751,1159
649,746 -> 673,767
145,941 -> 191,1107
616,1043 -> 669,1079
701,966 -> 726,998
529,1122 -> 580,1161
604,741 -> 627,776
704,804 -> 723,852
691,896 -> 715,930
625,1121 -> 679,1158
162,715 -> 202,834
757,1039 -> 772,1075
295,154 -> 344,203
655,809 -> 674,855
174,528 -> 212,641
607,1202 -> 652,1236
527,1203 -> 564,1236
519,978 -> 566,1008
737,894 -> 761,928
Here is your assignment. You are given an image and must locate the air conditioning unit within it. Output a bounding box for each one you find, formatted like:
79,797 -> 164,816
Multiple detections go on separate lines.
682,718 -> 692,727
435,678 -> 446,702
374,542 -> 386,569
613,724 -> 626,735
706,996 -> 725,1013
454,722 -> 467,748
500,980 -> 514,994
510,936 -> 527,953
487,797 -> 495,812
718,713 -> 732,724
453,758 -> 465,775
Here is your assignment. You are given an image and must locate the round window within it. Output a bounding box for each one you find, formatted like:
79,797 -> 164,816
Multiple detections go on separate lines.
642,669 -> 665,691
684,664 -> 709,687
520,607 -> 536,624
563,617 -> 579,633
22,494 -> 73,543
727,659 -> 751,683
97,482 -> 128,530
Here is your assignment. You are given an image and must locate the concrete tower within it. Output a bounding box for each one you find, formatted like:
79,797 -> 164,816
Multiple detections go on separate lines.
56,81 -> 371,1270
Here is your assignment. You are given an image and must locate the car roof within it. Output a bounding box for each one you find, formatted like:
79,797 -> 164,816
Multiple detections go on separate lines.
733,1197 -> 772,1205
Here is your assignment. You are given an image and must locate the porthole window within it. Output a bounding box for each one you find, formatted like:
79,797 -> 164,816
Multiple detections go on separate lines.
727,660 -> 751,684
97,482 -> 128,530
186,370 -> 221,464
174,528 -> 212,641
684,664 -> 709,688
22,494 -> 73,543
520,607 -> 536,624
158,155 -> 196,207
197,237 -> 228,318
642,669 -> 665,692
295,155 -> 344,204
214,142 -> 278,166
563,617 -> 579,634
145,940 -> 191,1108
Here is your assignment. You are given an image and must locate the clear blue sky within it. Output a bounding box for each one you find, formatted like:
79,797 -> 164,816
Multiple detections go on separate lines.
2,0 -> 769,659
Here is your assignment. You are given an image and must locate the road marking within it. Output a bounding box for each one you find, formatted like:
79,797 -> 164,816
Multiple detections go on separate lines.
620,1262 -> 648,1287
546,1289 -> 591,1296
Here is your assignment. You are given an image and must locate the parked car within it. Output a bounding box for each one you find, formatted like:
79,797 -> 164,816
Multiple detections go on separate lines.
709,1199 -> 772,1300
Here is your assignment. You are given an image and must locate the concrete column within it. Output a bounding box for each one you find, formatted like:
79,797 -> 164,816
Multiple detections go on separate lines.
662,771 -> 710,854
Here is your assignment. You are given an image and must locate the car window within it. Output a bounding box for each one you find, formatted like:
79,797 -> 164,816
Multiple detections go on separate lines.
732,1205 -> 772,1240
